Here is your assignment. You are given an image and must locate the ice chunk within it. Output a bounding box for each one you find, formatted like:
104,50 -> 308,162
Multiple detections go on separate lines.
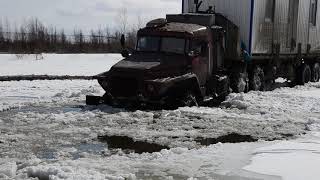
0,161 -> 17,177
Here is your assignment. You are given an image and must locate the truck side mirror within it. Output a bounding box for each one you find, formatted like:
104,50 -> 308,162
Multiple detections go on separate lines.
121,49 -> 130,58
120,34 -> 130,58
120,34 -> 125,48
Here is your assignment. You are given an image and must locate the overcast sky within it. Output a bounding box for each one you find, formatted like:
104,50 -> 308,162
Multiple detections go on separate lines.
0,0 -> 181,33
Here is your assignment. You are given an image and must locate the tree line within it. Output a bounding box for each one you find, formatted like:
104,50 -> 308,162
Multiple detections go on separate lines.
0,17 -> 138,54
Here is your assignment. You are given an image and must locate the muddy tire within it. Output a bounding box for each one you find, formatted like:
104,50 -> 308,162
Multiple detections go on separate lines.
297,64 -> 311,85
311,63 -> 320,82
231,72 -> 249,93
250,66 -> 265,91
181,93 -> 198,107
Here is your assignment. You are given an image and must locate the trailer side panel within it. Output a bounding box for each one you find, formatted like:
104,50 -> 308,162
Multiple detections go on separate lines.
183,0 -> 252,53
183,0 -> 320,57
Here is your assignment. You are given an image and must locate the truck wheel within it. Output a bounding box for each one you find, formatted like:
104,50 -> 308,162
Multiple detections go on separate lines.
231,72 -> 249,93
297,64 -> 311,85
250,66 -> 265,91
311,63 -> 320,82
181,93 -> 198,107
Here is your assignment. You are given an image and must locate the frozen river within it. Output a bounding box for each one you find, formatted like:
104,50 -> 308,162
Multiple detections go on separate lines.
0,79 -> 320,179
1,54 -> 320,180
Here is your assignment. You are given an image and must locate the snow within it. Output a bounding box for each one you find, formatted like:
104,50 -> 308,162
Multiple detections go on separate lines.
1,53 -> 320,179
0,80 -> 103,111
5,142 -> 277,180
99,83 -> 320,148
0,54 -> 122,76
0,160 -> 17,178
244,132 -> 320,180
1,81 -> 319,179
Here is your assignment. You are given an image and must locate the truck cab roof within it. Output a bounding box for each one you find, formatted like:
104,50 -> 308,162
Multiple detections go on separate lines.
138,21 -> 208,38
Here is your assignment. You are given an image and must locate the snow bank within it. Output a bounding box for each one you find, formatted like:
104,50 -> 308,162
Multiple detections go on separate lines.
0,54 -> 122,76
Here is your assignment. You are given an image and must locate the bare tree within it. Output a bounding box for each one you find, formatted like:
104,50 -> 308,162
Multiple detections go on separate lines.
105,26 -> 112,51
0,16 -> 138,53
19,25 -> 27,52
116,6 -> 128,35
4,17 -> 11,41
60,29 -> 67,50
136,13 -> 144,30
74,29 -> 84,52
0,19 -> 4,44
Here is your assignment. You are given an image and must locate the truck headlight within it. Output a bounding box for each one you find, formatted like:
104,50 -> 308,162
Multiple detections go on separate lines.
147,84 -> 155,92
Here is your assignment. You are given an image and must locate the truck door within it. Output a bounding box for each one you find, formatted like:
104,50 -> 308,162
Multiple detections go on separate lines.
191,40 -> 209,86
287,0 -> 299,51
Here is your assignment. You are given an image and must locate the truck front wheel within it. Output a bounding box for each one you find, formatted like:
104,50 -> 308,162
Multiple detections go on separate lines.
250,66 -> 265,91
181,93 -> 198,107
311,63 -> 320,82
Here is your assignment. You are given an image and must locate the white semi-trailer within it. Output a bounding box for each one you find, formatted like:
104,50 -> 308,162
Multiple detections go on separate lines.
181,0 -> 320,91
183,0 -> 320,55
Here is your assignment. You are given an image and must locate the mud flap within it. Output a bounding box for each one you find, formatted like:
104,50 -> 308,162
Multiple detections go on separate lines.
86,95 -> 103,105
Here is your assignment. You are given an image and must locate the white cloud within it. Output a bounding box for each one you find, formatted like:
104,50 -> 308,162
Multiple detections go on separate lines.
0,0 -> 181,33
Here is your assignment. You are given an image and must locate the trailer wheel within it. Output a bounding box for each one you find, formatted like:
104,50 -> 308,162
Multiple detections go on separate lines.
250,66 -> 265,91
297,64 -> 311,85
311,63 -> 320,82
231,72 -> 249,93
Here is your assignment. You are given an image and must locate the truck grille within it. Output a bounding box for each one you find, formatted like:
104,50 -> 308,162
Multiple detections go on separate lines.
110,77 -> 139,97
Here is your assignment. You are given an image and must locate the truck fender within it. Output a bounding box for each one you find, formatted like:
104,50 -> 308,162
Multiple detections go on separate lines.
163,73 -> 203,100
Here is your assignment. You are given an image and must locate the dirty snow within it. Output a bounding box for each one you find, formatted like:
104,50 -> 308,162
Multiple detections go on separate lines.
0,80 -> 103,112
1,81 -> 320,179
100,83 -> 320,148
0,54 -> 122,76
1,54 -> 320,179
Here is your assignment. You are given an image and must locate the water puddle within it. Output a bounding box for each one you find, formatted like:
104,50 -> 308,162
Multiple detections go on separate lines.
196,133 -> 258,146
98,135 -> 169,154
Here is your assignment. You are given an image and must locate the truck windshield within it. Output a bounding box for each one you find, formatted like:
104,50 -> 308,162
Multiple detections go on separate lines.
161,37 -> 186,54
136,36 -> 186,54
136,36 -> 160,52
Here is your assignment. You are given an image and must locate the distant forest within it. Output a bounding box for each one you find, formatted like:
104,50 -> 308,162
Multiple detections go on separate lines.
0,15 -> 139,54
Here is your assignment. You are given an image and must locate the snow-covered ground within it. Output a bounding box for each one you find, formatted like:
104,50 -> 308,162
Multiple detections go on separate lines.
1,54 -> 320,180
0,80 -> 104,112
0,54 -> 122,76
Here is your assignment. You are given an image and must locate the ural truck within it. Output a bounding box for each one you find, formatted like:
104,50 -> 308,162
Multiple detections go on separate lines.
87,0 -> 320,108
